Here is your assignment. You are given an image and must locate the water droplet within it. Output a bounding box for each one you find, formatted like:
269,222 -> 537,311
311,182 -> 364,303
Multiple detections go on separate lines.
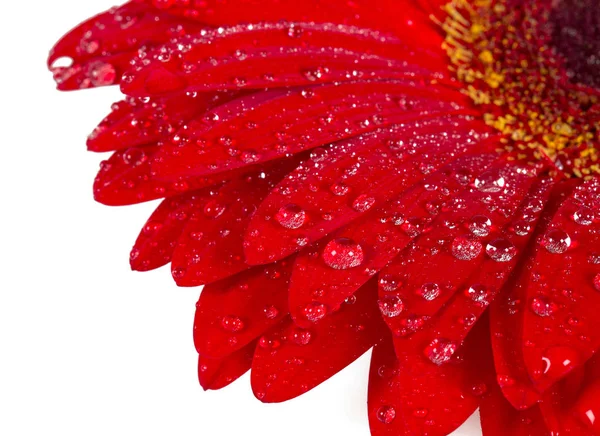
122,148 -> 146,166
413,409 -> 428,418
417,283 -> 441,301
89,61 -> 117,86
322,238 -> 364,269
593,274 -> 600,292
220,315 -> 245,332
378,295 -> 404,317
452,236 -> 483,261
302,302 -> 327,322
573,207 -> 594,226
530,296 -> 558,317
376,406 -> 396,424
275,204 -> 307,229
352,194 -> 376,212
469,215 -> 492,237
291,328 -> 312,345
172,267 -> 186,280
330,181 -> 349,196
204,200 -> 226,219
263,306 -> 279,320
258,335 -> 281,349
379,274 -> 402,292
474,170 -> 505,193
424,338 -> 458,365
542,229 -> 571,254
465,284 -> 491,306
485,238 -> 517,262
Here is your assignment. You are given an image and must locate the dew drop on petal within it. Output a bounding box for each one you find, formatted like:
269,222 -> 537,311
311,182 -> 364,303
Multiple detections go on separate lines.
593,274 -> 600,292
542,229 -> 572,254
530,296 -> 558,317
378,295 -> 404,318
352,194 -> 376,212
302,302 -> 327,322
465,284 -> 491,306
204,200 -> 226,219
474,170 -> 505,193
379,274 -> 402,292
452,236 -> 483,261
573,207 -> 594,226
275,204 -> 307,229
376,406 -> 396,424
291,328 -> 312,345
485,238 -> 517,262
469,215 -> 492,237
220,315 -> 245,332
263,305 -> 279,320
322,238 -> 364,269
89,61 -> 117,86
258,335 -> 281,350
417,283 -> 441,301
424,338 -> 458,365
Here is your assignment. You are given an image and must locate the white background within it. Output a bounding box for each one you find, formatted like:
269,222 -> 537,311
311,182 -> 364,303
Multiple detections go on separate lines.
0,1 -> 481,435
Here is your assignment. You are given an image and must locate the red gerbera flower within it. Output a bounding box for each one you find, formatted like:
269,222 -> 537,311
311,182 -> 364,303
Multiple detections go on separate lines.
48,0 -> 600,434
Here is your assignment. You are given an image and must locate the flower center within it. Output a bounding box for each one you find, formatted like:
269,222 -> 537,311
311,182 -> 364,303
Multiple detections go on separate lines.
436,0 -> 600,178
550,0 -> 600,89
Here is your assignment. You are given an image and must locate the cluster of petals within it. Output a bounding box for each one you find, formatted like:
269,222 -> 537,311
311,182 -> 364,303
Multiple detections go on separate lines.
48,0 -> 600,434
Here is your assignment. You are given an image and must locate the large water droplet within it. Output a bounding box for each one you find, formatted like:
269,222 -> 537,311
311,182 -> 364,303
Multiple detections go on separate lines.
220,315 -> 245,332
378,295 -> 404,318
302,302 -> 327,322
485,238 -> 517,262
322,238 -> 364,269
376,406 -> 396,424
465,284 -> 491,306
424,338 -> 458,365
452,236 -> 483,261
417,283 -> 441,301
542,229 -> 571,254
530,296 -> 558,317
275,204 -> 307,229
474,170 -> 505,193
573,207 -> 594,226
469,215 -> 492,237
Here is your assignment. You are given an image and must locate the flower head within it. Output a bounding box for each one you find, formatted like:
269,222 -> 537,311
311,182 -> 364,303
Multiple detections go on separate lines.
48,0 -> 600,434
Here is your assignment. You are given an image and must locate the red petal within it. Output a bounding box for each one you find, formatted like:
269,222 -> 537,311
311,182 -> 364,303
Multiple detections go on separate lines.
151,0 -> 442,48
121,22 -> 448,97
245,118 -> 492,265
93,144 -> 227,206
130,188 -> 219,271
150,82 -> 473,181
521,177 -> 600,392
480,383 -> 548,436
87,92 -> 239,152
251,280 -> 384,403
368,319 -> 490,435
171,157 -> 303,286
193,261 -> 293,359
198,340 -> 256,390
490,180 -> 578,409
288,152 -> 498,327
48,1 -> 204,90
378,161 -> 540,338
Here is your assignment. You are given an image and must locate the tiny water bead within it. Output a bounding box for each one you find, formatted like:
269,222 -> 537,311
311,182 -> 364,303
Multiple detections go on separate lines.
290,328 -> 313,346
379,274 -> 402,292
322,238 -> 364,269
485,238 -> 517,262
474,170 -> 506,193
469,215 -> 492,237
378,295 -> 405,318
302,302 -> 328,323
352,194 -> 376,212
451,235 -> 483,261
594,273 -> 600,292
573,207 -> 595,226
220,315 -> 245,332
465,284 -> 491,306
424,338 -> 458,365
417,282 -> 441,301
530,296 -> 559,317
542,229 -> 572,254
376,405 -> 396,424
275,203 -> 307,229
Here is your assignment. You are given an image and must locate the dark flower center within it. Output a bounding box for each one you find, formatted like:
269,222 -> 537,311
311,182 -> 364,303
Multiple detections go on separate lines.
550,0 -> 600,89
